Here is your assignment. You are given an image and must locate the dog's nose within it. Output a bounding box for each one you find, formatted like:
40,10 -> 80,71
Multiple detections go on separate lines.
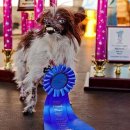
46,23 -> 51,27
45,19 -> 53,27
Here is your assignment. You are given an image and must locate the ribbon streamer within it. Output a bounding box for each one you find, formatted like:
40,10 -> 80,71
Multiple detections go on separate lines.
43,65 -> 94,130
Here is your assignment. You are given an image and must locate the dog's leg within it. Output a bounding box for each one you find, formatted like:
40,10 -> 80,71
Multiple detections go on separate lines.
20,43 -> 51,114
21,67 -> 46,115
14,49 -> 28,101
19,83 -> 26,102
23,85 -> 37,115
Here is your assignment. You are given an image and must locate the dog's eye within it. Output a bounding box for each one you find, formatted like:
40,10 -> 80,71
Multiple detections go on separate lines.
58,19 -> 66,24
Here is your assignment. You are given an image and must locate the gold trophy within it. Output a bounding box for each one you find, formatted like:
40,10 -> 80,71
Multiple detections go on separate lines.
92,58 -> 107,77
114,64 -> 123,75
129,65 -> 130,71
2,49 -> 14,70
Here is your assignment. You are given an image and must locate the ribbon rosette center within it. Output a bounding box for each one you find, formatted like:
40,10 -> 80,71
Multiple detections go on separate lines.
43,65 -> 76,97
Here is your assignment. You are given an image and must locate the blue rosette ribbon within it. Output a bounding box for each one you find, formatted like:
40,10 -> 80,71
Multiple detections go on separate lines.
43,64 -> 75,97
43,65 -> 95,130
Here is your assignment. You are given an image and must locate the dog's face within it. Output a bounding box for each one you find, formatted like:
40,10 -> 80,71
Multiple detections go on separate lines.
42,10 -> 67,34
37,8 -> 85,35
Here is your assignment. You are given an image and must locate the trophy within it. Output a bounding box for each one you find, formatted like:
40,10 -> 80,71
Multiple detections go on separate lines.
2,49 -> 14,70
92,57 -> 107,77
129,65 -> 130,71
114,64 -> 123,75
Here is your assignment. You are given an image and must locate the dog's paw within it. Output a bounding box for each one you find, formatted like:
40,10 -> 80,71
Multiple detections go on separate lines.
22,108 -> 36,115
22,110 -> 33,115
22,109 -> 33,115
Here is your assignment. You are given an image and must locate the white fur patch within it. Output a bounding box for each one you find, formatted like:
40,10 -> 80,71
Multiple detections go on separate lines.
14,32 -> 79,112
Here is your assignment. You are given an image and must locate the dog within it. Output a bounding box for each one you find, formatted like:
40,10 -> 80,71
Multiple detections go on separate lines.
14,7 -> 85,114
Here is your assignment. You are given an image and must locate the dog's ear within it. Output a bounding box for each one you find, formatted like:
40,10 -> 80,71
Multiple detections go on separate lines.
36,11 -> 51,25
74,13 -> 86,24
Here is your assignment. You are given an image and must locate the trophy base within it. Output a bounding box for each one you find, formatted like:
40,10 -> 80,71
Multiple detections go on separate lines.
94,72 -> 105,77
0,67 -> 14,82
84,63 -> 130,91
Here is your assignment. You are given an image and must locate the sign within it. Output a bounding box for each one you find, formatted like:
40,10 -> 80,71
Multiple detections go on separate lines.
107,26 -> 130,62
17,0 -> 34,11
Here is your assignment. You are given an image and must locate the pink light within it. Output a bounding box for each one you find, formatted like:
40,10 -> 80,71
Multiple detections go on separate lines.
50,0 -> 57,6
21,12 -> 28,34
34,0 -> 43,30
95,0 -> 108,60
3,0 -> 12,49
26,20 -> 34,31
26,11 -> 35,32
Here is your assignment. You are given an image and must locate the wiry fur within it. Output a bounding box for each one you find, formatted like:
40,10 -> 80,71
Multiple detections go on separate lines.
14,8 -> 85,114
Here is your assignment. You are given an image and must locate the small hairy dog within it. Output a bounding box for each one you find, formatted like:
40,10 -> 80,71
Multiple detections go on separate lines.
14,8 -> 85,114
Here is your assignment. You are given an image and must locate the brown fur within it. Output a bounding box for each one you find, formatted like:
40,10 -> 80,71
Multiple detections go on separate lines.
17,8 -> 85,51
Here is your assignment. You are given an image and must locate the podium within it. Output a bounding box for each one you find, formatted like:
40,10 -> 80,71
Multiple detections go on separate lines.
0,68 -> 14,82
84,63 -> 130,91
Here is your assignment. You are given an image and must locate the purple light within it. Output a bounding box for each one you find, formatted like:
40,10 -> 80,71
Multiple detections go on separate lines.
96,0 -> 108,60
50,0 -> 57,7
26,20 -> 34,31
21,12 -> 28,34
34,0 -> 43,30
3,0 -> 12,49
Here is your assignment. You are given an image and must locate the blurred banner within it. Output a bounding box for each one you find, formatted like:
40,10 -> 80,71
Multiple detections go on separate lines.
107,0 -> 117,25
17,0 -> 34,11
82,0 -> 98,10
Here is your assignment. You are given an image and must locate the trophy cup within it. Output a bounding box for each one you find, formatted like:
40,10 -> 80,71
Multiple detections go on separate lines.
114,64 -> 123,75
129,65 -> 130,71
92,58 -> 107,77
2,49 -> 14,70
